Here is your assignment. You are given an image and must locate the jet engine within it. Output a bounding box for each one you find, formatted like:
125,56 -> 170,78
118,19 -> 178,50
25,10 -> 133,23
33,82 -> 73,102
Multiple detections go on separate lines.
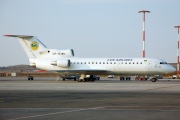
51,59 -> 70,68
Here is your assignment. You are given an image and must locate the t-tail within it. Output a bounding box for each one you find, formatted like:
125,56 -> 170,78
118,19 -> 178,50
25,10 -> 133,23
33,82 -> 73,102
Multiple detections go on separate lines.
4,35 -> 47,58
4,34 -> 75,67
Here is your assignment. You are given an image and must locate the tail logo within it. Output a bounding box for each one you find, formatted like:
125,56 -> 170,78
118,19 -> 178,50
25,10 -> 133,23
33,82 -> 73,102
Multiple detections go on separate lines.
30,41 -> 39,51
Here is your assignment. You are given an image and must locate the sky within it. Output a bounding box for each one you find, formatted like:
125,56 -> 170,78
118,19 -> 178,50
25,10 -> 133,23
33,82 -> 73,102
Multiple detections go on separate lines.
0,0 -> 180,66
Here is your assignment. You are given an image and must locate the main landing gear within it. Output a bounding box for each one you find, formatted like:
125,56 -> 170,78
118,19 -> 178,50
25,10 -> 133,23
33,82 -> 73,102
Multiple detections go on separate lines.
151,78 -> 157,82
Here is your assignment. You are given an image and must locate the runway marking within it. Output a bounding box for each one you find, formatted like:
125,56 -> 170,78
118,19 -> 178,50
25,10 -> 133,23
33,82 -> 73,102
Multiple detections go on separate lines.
7,106 -> 105,120
1,106 -> 180,110
4,106 -> 180,120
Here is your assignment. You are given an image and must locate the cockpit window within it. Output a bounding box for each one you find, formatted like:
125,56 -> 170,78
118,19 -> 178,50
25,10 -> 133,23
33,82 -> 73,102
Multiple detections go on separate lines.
160,62 -> 167,64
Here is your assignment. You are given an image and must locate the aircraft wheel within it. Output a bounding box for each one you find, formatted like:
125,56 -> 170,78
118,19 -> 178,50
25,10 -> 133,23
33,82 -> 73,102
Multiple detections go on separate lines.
152,78 -> 156,82
78,79 -> 82,82
91,79 -> 94,82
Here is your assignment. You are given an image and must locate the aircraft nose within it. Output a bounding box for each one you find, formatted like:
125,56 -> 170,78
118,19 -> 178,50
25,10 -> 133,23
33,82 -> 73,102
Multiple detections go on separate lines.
167,66 -> 176,74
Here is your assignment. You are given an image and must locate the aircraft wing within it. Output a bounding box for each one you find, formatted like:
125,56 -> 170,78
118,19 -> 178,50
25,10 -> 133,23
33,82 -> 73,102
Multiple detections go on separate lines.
48,69 -> 108,75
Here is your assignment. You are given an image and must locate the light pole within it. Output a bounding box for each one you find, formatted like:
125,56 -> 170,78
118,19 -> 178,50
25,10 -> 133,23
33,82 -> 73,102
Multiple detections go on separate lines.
174,26 -> 180,77
138,10 -> 150,58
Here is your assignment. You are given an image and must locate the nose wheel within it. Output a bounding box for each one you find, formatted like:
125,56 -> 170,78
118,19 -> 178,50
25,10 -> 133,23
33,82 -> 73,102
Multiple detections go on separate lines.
151,78 -> 157,82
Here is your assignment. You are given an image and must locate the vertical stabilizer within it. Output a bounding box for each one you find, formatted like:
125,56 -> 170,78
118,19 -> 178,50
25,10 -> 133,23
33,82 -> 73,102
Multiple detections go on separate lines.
4,35 -> 47,58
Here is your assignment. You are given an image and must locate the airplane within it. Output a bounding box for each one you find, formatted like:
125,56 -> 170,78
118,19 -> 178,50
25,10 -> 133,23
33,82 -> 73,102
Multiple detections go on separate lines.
4,34 -> 176,82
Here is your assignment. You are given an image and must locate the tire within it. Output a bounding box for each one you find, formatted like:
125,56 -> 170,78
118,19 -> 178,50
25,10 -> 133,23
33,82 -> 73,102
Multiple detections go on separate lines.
120,77 -> 124,81
78,79 -> 82,82
83,79 -> 87,82
63,78 -> 65,81
91,78 -> 94,82
152,78 -> 156,82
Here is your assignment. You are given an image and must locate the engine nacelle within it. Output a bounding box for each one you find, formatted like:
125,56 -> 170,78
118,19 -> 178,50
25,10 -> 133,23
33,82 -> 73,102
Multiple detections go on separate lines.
51,59 -> 70,68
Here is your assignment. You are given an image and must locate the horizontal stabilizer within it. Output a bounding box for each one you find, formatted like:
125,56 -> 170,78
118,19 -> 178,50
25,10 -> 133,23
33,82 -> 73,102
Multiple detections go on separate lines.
4,34 -> 33,38
4,34 -> 47,58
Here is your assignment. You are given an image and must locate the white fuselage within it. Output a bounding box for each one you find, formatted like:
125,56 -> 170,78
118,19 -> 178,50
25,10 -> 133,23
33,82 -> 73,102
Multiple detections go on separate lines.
33,57 -> 175,75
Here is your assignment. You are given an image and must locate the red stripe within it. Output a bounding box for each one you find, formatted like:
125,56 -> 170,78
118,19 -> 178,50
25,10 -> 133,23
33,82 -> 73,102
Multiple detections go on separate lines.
142,50 -> 145,58
143,31 -> 145,41
143,12 -> 145,21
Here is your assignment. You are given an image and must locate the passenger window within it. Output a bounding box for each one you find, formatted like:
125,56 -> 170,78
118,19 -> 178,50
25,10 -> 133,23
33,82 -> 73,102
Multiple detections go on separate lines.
99,62 -> 101,64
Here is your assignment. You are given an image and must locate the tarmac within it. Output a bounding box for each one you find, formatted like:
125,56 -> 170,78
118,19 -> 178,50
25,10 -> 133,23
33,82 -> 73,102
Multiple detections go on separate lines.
0,77 -> 180,120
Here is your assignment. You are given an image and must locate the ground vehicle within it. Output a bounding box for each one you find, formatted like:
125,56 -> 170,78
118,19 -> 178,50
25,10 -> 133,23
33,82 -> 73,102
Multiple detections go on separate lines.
169,75 -> 178,79
135,75 -> 149,80
28,76 -> 34,80
172,75 -> 177,79
120,76 -> 131,80
62,75 -> 80,81
84,75 -> 100,82
155,75 -> 163,79
108,75 -> 114,78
